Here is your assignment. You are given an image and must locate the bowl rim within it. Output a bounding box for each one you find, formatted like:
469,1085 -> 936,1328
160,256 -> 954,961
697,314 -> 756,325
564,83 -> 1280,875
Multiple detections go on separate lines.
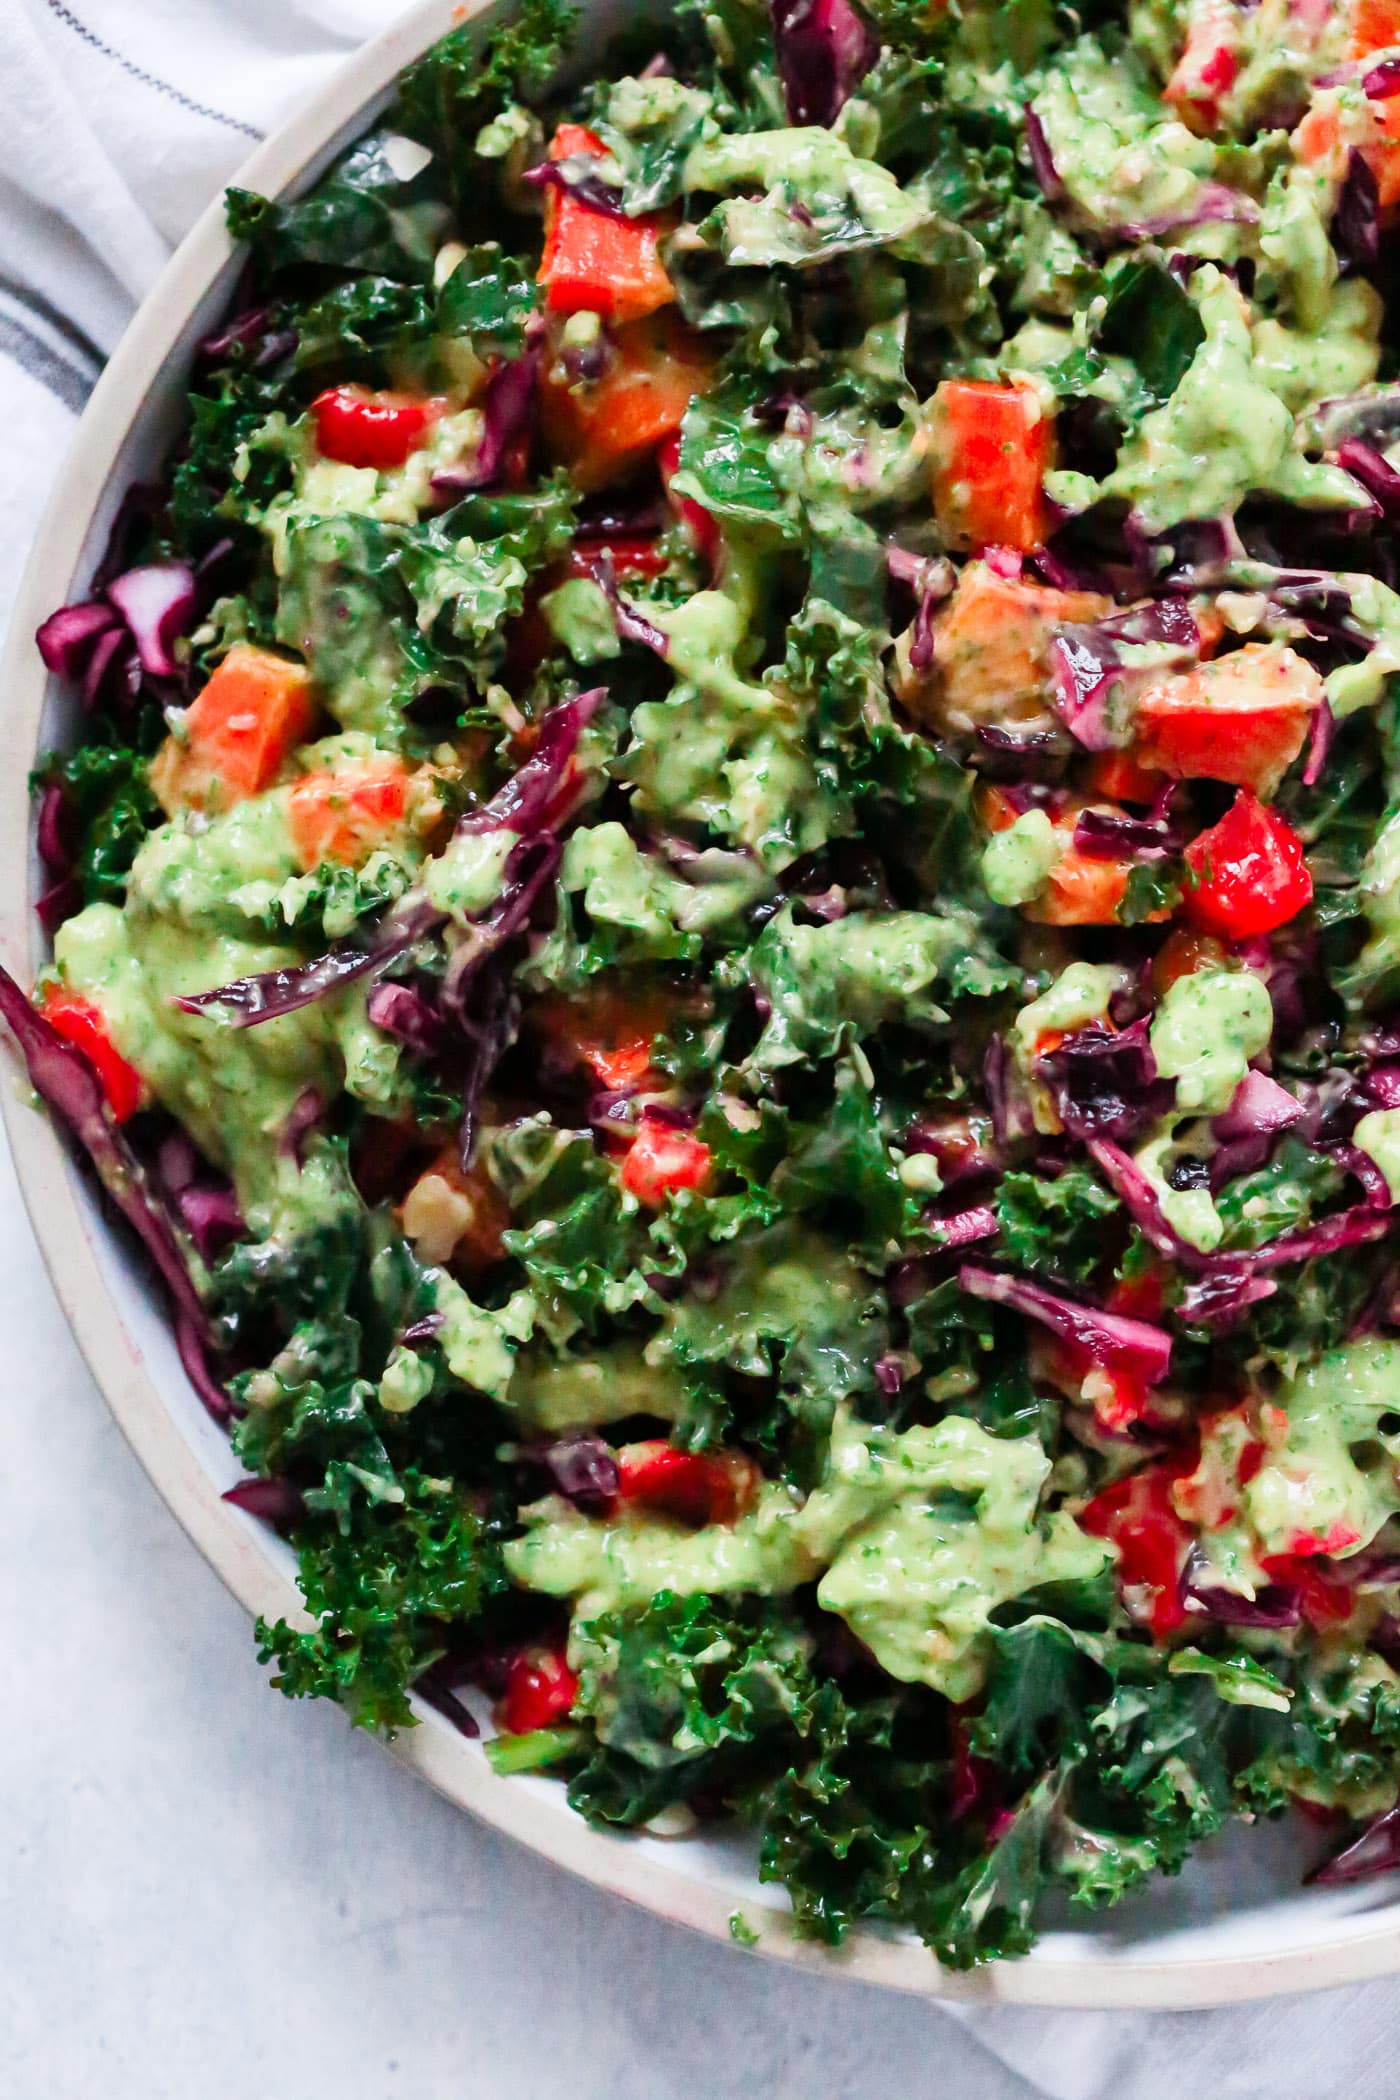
7,0 -> 1400,2011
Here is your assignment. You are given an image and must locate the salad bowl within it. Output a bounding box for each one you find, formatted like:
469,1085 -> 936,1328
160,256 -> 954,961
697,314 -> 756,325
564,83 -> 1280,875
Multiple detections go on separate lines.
8,0 -> 1400,2007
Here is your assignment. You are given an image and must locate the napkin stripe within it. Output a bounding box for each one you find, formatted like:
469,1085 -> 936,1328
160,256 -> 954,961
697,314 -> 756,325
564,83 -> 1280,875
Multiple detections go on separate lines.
0,310 -> 92,413
0,275 -> 104,377
42,0 -> 264,141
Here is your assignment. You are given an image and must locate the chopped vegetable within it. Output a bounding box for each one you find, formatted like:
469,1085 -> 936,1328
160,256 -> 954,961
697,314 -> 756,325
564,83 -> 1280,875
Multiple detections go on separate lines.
1183,793 -> 1314,939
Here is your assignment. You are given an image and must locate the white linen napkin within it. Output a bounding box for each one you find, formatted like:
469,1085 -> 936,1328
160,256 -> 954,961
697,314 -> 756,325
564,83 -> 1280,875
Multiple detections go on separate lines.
3,6 -> 1400,2094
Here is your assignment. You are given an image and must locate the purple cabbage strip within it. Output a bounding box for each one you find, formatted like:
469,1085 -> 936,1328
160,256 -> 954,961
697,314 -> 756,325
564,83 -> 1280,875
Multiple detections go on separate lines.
1049,600 -> 1199,751
587,550 -> 670,658
1072,807 -> 1171,859
278,1085 -> 326,1165
1087,1138 -> 1208,1263
443,836 -> 563,1015
983,1034 -> 1036,1147
931,1204 -> 999,1250
1178,1269 -> 1278,1327
958,1262 -> 1173,1383
897,552 -> 955,672
104,562 -> 197,680
539,1434 -> 620,1513
459,687 -> 604,836
1302,696 -> 1335,788
1305,1805 -> 1400,1886
366,980 -> 448,1059
1212,1068 -> 1303,1144
522,153 -> 629,218
36,599 -> 121,679
172,945 -> 381,1029
1336,149 -> 1382,274
1367,1066 -> 1400,1109
0,961 -> 228,1419
432,351 -> 538,499
36,781 -> 74,877
413,1664 -> 482,1738
1024,105 -> 1062,201
1038,1021 -> 1172,1145
1181,1558 -> 1303,1629
1335,438 -> 1400,518
222,1475 -> 307,1524
36,878 -> 83,937
770,0 -> 880,129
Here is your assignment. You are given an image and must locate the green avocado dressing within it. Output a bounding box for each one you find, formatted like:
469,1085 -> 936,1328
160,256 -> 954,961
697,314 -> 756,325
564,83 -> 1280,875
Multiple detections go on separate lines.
505,1411 -> 1108,1699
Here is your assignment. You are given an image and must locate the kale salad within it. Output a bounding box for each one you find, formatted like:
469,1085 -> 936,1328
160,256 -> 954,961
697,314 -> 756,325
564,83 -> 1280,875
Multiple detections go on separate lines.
19,0 -> 1400,1968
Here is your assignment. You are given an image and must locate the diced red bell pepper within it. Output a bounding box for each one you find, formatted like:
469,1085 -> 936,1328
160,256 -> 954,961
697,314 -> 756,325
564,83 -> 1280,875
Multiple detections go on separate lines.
538,124 -> 676,326
658,430 -> 721,572
621,1114 -> 712,1206
1183,791 -> 1313,939
311,386 -> 445,470
614,1440 -> 756,1526
568,534 -> 669,583
497,1644 -> 580,1735
929,379 -> 1054,555
1164,0 -> 1242,134
40,988 -> 144,1122
288,757 -> 412,869
1135,644 -> 1322,796
1079,1454 -> 1198,1637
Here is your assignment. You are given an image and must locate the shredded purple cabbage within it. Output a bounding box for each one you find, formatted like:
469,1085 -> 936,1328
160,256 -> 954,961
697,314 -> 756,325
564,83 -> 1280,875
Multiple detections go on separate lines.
0,961 -> 227,1418
104,562 -> 197,680
222,1475 -> 306,1524
459,688 -> 603,835
770,0 -> 880,129
1038,1021 -> 1172,1145
959,1262 -> 1174,1382
172,945 -> 380,1028
1335,439 -> 1400,518
1336,149 -> 1382,275
931,1204 -> 999,1250
1024,105 -> 1062,201
1212,1069 -> 1303,1144
524,152 -> 629,217
36,599 -> 121,680
539,1434 -> 620,1512
366,980 -> 449,1058
1050,600 -> 1199,750
432,351 -> 538,499
1305,1805 -> 1400,1886
1365,55 -> 1400,99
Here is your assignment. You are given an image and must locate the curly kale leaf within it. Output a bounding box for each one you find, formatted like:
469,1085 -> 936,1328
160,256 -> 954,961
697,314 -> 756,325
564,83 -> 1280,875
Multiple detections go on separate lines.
995,1167 -> 1122,1288
568,1591 -> 818,1823
396,0 -> 578,178
32,743 -> 161,907
228,130 -> 453,284
257,1474 -> 506,1732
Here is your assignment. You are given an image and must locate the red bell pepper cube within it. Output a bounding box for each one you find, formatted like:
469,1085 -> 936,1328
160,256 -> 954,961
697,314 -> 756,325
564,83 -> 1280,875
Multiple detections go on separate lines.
40,988 -> 144,1122
1183,791 -> 1313,939
311,385 -> 444,470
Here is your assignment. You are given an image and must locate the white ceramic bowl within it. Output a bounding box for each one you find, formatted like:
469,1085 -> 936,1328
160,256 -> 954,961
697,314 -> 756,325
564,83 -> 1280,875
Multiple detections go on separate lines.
8,0 -> 1400,2007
